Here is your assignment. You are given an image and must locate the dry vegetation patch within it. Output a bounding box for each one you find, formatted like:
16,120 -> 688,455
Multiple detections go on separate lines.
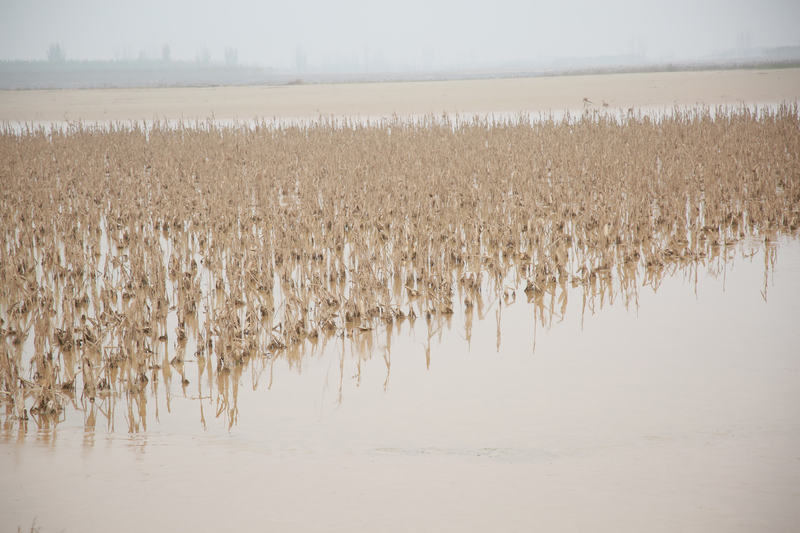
1,105 -> 798,426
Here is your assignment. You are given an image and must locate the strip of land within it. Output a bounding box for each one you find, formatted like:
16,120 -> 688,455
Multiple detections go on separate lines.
1,68 -> 798,123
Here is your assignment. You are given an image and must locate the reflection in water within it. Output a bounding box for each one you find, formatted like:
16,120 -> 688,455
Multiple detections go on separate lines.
0,233 -> 791,441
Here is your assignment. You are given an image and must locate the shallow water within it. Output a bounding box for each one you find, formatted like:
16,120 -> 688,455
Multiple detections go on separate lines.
1,235 -> 798,532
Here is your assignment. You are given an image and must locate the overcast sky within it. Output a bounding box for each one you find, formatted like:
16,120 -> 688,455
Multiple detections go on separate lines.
1,0 -> 798,70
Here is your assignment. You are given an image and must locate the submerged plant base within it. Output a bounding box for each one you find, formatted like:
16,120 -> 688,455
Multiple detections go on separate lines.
1,234 -> 799,533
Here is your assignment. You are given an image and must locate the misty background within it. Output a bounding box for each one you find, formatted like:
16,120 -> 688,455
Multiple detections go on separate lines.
1,0 -> 799,76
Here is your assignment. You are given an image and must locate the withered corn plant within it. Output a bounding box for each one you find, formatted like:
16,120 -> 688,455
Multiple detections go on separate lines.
0,103 -> 798,428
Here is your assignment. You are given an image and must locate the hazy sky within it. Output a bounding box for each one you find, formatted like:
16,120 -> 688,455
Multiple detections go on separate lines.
1,0 -> 798,69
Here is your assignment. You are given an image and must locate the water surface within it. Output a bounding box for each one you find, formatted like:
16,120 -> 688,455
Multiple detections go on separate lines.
2,235 -> 798,532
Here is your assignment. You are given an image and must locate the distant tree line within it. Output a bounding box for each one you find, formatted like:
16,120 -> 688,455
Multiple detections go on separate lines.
31,43 -> 244,69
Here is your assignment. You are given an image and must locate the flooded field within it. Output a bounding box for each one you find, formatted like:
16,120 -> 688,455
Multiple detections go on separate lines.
1,95 -> 799,531
2,68 -> 799,123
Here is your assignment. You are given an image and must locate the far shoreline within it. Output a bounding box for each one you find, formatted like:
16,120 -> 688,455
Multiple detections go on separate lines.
1,68 -> 798,123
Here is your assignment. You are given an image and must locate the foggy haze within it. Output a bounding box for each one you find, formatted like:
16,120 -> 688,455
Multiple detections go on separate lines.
1,0 -> 799,71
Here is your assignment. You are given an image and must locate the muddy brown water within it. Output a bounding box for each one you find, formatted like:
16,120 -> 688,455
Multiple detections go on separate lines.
1,234 -> 798,532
